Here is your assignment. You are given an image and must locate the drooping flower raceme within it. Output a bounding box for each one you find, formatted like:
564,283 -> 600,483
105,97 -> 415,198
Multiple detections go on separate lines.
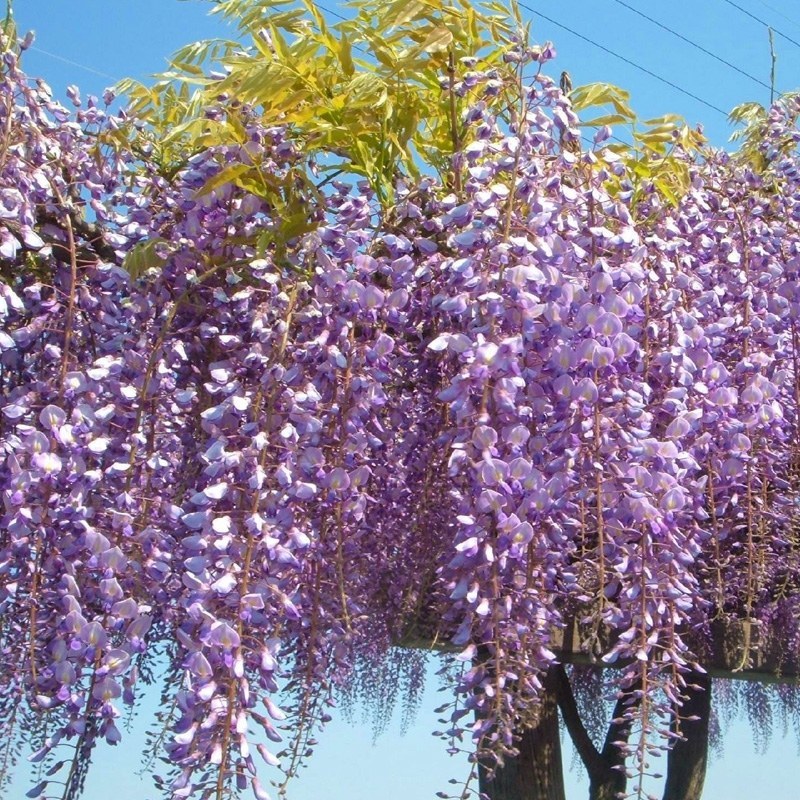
0,33 -> 799,800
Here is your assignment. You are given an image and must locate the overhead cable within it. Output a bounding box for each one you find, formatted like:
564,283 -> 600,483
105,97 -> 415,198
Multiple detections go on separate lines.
753,0 -> 800,31
317,3 -> 348,22
611,0 -> 772,92
518,2 -> 729,117
30,46 -> 120,83
719,0 -> 800,50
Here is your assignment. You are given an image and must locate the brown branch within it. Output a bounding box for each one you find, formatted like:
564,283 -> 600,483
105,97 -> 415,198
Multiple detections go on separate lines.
446,49 -> 462,198
600,689 -> 636,765
37,208 -> 119,264
57,205 -> 79,387
553,664 -> 605,777
555,665 -> 636,800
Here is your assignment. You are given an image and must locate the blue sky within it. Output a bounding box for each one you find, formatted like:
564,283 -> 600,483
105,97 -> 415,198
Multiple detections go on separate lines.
15,0 -> 800,147
9,1 -> 800,799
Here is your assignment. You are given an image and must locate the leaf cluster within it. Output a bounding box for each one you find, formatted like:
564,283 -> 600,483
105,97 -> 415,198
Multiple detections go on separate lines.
728,93 -> 800,173
572,81 -> 707,207
115,0 -> 529,204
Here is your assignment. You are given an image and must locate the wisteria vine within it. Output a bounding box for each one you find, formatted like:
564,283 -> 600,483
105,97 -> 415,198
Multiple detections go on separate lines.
0,28 -> 799,800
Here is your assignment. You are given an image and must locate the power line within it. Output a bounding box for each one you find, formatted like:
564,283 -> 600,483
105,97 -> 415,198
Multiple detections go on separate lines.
611,0 -> 773,92
518,2 -> 730,118
753,0 -> 800,31
719,0 -> 800,50
30,45 -> 120,83
317,3 -> 348,23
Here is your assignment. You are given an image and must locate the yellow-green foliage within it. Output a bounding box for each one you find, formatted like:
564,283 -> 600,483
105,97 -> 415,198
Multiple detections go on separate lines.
572,81 -> 707,208
116,0 -> 532,204
112,0 -> 712,218
728,94 -> 800,174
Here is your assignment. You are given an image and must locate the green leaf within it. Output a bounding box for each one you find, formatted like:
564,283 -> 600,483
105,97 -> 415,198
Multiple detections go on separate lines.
654,177 -> 679,206
571,82 -> 630,114
580,113 -> 631,128
269,23 -> 293,63
634,127 -> 676,147
281,211 -> 318,241
417,25 -> 454,54
123,239 -> 168,280
384,0 -> 429,28
339,33 -> 355,77
641,113 -> 684,126
196,164 -> 254,197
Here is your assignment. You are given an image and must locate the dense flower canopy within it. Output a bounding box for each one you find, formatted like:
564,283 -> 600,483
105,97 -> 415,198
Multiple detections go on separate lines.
0,28 -> 799,800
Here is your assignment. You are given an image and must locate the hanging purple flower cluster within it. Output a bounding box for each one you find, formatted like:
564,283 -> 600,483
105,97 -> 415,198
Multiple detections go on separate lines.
1,30 -> 799,800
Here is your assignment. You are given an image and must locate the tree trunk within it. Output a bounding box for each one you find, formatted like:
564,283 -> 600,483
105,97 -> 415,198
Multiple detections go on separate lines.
585,692 -> 630,800
587,758 -> 626,800
662,672 -> 711,800
554,665 -> 634,800
479,666 -> 566,800
476,665 -> 712,800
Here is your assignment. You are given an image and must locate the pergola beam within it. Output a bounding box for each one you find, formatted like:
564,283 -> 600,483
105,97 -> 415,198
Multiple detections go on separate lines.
399,617 -> 799,684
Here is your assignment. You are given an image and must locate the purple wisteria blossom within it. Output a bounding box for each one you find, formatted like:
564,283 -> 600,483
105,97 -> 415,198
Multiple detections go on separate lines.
0,25 -> 799,800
